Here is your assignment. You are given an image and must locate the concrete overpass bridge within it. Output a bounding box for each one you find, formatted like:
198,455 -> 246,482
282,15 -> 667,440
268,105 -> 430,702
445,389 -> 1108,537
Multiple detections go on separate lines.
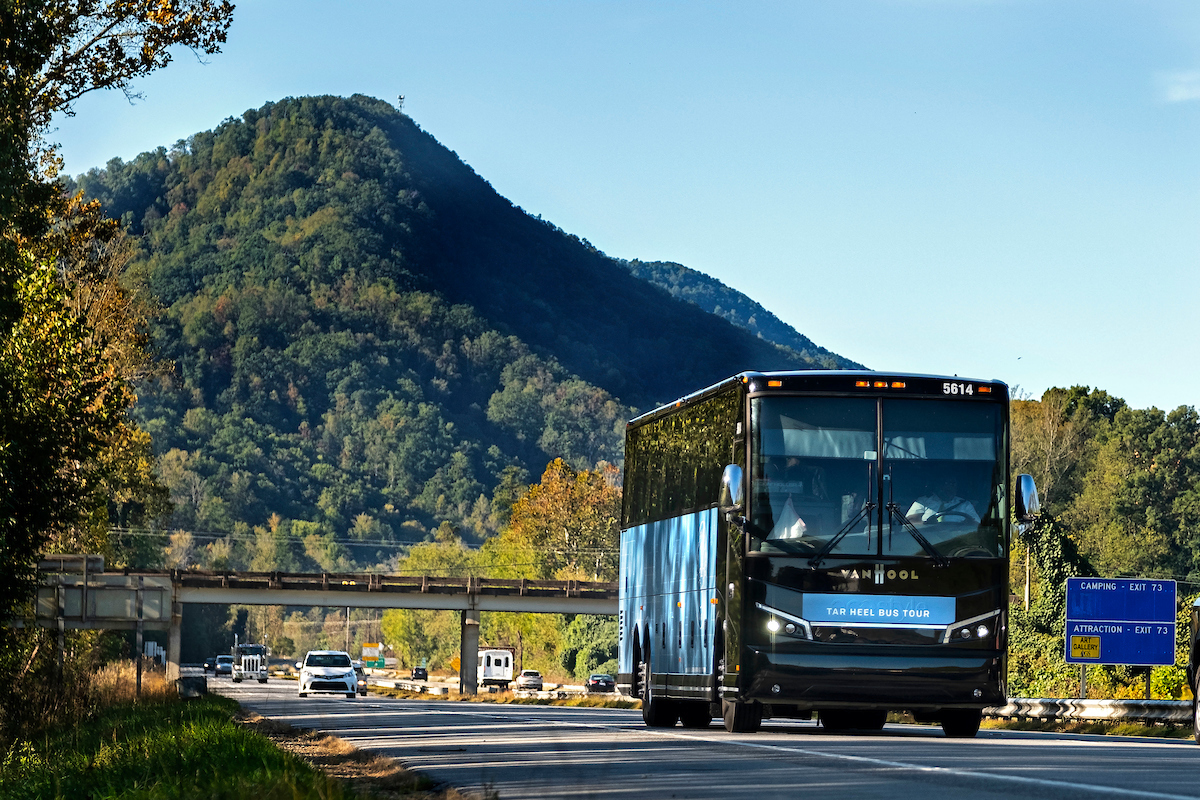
32,557 -> 618,694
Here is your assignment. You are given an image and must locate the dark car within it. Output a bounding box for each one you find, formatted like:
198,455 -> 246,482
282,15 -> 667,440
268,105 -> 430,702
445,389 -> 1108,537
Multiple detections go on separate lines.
203,657 -> 216,673
586,673 -> 615,693
215,655 -> 234,676
352,660 -> 368,696
411,666 -> 429,681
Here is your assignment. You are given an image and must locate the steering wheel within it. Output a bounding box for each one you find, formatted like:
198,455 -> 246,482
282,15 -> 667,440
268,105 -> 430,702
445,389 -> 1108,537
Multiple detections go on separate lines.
929,511 -> 970,524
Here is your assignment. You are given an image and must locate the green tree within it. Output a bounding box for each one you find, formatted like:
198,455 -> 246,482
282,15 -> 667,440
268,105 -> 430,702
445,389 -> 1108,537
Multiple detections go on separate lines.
0,0 -> 234,623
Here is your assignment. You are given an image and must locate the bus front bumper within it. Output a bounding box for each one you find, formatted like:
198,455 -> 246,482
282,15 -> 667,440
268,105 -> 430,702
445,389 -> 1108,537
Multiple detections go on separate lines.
742,647 -> 1005,710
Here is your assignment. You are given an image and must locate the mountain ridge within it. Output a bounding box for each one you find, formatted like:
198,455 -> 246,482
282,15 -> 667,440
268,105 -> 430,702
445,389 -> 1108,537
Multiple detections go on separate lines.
74,94 -> 861,566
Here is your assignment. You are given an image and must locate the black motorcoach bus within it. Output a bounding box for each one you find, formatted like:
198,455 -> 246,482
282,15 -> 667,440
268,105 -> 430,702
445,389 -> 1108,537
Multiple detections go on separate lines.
617,371 -> 1040,737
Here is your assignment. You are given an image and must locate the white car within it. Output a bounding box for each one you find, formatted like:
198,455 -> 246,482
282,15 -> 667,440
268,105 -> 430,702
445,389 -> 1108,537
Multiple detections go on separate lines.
296,650 -> 357,698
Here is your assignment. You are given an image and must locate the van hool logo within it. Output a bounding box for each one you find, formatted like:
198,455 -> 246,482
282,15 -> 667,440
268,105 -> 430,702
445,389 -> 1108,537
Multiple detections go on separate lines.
839,565 -> 919,584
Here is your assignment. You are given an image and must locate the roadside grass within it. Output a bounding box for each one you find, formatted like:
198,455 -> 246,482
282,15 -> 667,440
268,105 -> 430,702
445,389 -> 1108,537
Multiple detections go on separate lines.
0,693 -> 363,800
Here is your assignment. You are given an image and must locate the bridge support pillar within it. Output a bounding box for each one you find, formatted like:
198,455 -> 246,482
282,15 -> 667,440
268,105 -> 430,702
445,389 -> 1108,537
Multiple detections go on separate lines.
459,607 -> 479,695
167,597 -> 183,681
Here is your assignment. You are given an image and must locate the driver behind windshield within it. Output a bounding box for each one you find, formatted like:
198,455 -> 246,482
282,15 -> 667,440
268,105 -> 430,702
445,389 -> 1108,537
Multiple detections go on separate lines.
905,476 -> 980,524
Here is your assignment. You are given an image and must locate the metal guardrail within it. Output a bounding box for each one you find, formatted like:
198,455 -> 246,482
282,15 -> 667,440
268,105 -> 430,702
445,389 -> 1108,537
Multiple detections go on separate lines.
984,698 -> 1192,724
374,679 -> 449,695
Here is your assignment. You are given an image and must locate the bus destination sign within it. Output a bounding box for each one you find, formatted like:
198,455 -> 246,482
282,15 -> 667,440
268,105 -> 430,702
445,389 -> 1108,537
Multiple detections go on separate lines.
1064,578 -> 1176,666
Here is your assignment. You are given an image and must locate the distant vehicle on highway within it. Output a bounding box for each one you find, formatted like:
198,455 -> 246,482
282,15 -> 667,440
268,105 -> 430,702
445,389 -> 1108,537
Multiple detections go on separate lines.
410,666 -> 428,681
296,650 -> 357,698
352,660 -> 368,696
479,649 -> 513,688
214,655 -> 233,676
586,674 -> 615,693
232,642 -> 269,684
203,657 -> 216,673
515,670 -> 542,691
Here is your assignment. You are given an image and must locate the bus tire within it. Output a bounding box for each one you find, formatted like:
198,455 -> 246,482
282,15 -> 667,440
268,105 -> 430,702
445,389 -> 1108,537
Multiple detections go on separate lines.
941,709 -> 981,738
640,657 -> 678,728
722,698 -> 761,733
678,702 -> 712,728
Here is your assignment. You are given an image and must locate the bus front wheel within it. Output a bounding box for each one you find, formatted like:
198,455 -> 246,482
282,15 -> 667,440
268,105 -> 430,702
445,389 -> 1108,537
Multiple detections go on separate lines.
722,698 -> 762,733
941,709 -> 982,738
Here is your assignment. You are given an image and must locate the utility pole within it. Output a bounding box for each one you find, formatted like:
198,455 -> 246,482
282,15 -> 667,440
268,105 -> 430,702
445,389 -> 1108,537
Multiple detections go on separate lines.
345,607 -> 350,653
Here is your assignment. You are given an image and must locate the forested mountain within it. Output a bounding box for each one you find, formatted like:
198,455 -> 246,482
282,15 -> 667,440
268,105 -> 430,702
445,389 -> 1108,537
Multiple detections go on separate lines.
622,259 -> 863,370
75,94 -> 858,568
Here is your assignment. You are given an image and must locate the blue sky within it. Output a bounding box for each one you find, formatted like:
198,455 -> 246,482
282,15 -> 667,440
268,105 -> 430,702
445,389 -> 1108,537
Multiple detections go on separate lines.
53,1 -> 1200,411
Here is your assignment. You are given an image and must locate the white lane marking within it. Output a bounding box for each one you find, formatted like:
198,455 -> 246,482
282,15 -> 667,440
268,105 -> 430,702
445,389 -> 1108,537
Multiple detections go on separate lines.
643,728 -> 1200,800
384,704 -> 1199,800
230,692 -> 1197,799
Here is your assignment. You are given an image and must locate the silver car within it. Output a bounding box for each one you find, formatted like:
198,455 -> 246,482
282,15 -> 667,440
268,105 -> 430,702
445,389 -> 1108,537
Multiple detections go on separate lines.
296,650 -> 357,698
515,669 -> 543,690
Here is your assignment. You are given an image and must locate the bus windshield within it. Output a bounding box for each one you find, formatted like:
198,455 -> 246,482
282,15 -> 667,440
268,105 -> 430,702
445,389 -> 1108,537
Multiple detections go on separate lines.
882,399 -> 1003,558
749,396 -> 1003,558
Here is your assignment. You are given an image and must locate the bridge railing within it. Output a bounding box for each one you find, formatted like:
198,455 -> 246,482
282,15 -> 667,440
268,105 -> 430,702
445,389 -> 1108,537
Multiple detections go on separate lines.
171,570 -> 617,598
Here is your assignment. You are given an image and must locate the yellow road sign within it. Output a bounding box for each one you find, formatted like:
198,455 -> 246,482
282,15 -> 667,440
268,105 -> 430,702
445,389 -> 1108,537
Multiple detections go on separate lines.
450,656 -> 461,672
1070,635 -> 1100,660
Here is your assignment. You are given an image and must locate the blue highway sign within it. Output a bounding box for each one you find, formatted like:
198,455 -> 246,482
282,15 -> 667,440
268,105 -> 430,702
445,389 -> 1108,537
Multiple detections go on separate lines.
1064,578 -> 1176,666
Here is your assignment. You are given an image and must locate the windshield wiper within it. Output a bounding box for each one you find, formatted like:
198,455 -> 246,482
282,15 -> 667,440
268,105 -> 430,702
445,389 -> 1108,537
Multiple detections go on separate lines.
807,502 -> 874,568
809,460 -> 876,568
885,502 -> 949,568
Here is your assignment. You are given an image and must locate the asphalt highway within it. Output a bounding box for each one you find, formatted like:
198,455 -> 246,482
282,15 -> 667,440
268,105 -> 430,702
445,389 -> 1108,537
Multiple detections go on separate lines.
210,677 -> 1200,800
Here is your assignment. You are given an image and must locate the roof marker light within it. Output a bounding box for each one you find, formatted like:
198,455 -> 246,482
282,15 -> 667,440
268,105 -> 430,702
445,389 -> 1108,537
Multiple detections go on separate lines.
979,386 -> 992,394
891,381 -> 906,389
873,381 -> 887,388
855,380 -> 870,388
767,380 -> 782,387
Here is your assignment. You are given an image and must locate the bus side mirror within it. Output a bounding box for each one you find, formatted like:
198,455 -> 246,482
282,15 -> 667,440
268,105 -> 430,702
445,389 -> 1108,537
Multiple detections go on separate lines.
1014,474 -> 1040,532
719,464 -> 745,521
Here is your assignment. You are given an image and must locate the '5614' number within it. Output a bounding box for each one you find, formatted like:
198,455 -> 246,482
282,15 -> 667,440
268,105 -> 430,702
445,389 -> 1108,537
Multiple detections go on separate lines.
943,382 -> 973,396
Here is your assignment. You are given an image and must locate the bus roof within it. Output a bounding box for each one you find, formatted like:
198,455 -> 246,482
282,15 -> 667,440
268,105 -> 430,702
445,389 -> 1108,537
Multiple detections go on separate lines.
628,370 -> 1010,427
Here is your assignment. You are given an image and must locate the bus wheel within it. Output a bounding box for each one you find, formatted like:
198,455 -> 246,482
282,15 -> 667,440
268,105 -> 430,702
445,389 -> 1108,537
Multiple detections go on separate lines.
640,659 -> 678,728
678,702 -> 712,728
722,699 -> 761,733
941,709 -> 981,738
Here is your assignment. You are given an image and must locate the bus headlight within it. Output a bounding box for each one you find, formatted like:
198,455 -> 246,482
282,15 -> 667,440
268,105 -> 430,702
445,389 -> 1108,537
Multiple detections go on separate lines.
766,618 -> 781,633
976,624 -> 990,639
783,623 -> 797,635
